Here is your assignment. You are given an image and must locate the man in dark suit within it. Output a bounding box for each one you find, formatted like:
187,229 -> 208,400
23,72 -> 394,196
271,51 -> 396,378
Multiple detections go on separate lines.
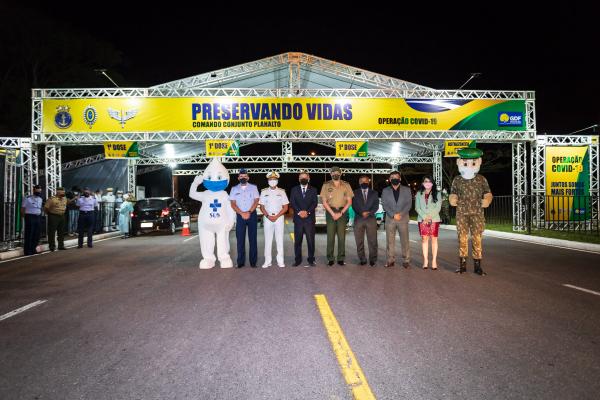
290,171 -> 318,267
352,175 -> 379,266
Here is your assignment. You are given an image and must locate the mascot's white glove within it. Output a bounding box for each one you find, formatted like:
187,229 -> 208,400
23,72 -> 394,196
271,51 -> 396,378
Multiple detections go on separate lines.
193,175 -> 203,186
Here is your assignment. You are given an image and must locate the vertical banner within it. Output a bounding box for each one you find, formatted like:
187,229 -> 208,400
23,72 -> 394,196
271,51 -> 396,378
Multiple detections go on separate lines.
336,141 -> 368,158
545,146 -> 590,221
206,140 -> 239,157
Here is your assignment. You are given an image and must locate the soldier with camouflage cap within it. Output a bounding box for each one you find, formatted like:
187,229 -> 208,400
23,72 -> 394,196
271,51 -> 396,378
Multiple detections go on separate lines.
259,171 -> 289,268
449,143 -> 493,275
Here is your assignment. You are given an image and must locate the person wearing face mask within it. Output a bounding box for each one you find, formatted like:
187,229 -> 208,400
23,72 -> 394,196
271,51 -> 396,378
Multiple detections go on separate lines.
320,166 -> 354,266
290,171 -> 318,267
381,171 -> 412,268
259,171 -> 289,268
114,190 -> 124,228
415,176 -> 442,270
44,186 -> 68,252
101,188 -> 115,232
352,175 -> 379,266
230,169 -> 260,268
76,187 -> 98,248
450,144 -> 493,275
21,184 -> 44,255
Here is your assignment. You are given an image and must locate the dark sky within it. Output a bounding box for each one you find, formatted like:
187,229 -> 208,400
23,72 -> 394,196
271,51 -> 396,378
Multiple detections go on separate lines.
34,4 -> 599,135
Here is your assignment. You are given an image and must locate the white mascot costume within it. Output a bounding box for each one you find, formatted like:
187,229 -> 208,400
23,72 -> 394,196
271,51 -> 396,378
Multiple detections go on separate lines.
189,159 -> 235,269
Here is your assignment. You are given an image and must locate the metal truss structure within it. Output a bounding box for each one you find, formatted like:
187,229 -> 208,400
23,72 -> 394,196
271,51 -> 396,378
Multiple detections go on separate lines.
532,135 -> 599,230
22,52 -> 544,232
173,168 -> 395,176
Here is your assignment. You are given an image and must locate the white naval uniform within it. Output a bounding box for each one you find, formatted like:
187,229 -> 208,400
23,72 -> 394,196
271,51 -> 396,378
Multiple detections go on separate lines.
259,187 -> 289,267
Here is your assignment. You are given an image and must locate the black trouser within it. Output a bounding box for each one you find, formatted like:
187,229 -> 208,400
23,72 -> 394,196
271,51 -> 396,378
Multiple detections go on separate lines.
354,216 -> 378,263
294,218 -> 316,264
78,211 -> 95,247
24,214 -> 42,255
47,213 -> 66,250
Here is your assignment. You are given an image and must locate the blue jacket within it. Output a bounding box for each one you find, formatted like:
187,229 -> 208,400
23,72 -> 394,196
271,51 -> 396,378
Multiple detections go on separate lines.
414,191 -> 442,222
290,185 -> 318,223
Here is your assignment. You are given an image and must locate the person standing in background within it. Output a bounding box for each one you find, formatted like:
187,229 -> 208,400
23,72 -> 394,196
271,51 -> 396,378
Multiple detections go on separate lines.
44,186 -> 68,252
77,187 -> 97,248
22,184 -> 43,255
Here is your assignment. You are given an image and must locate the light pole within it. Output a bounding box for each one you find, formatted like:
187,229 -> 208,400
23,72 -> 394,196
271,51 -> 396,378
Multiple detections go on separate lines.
459,72 -> 482,89
94,69 -> 120,88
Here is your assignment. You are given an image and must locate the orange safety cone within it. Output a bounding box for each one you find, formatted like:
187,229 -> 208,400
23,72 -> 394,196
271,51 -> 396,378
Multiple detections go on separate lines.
181,221 -> 191,236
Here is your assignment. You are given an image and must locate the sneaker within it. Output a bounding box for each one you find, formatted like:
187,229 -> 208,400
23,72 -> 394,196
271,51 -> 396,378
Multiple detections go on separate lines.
278,264 -> 285,268
261,264 -> 270,269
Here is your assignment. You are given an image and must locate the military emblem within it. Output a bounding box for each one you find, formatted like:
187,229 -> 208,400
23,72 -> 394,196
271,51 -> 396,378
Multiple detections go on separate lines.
54,105 -> 72,129
83,106 -> 98,128
108,108 -> 138,128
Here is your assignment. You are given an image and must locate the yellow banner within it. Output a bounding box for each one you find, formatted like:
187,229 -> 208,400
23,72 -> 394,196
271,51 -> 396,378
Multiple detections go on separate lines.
545,146 -> 590,220
336,141 -> 368,158
444,140 -> 474,157
205,140 -> 239,157
103,141 -> 139,159
41,97 -> 525,133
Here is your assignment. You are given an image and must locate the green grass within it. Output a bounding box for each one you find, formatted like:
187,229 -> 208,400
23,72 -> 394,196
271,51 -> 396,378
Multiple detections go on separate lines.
484,223 -> 600,244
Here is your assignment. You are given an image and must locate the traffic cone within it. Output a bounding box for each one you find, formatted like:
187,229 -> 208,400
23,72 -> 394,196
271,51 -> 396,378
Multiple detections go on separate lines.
181,221 -> 191,236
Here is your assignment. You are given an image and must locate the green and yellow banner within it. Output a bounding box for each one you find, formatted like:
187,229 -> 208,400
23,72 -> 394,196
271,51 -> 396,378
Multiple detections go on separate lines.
336,141 -> 368,158
545,146 -> 590,220
41,98 -> 527,133
103,141 -> 139,159
206,140 -> 239,157
444,140 -> 474,157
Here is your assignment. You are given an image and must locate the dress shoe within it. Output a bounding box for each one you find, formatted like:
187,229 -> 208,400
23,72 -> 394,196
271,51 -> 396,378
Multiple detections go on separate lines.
237,264 -> 245,268
359,260 -> 367,266
384,262 -> 395,268
250,265 -> 257,268
337,261 -> 345,266
327,261 -> 335,266
369,261 -> 376,267
49,248 -> 55,252
474,259 -> 486,276
58,247 -> 67,251
292,261 -> 302,267
402,262 -> 410,269
456,257 -> 467,274
308,262 -> 316,267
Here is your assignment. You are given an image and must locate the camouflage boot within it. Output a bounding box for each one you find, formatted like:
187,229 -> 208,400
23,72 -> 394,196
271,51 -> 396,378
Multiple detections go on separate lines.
474,259 -> 486,276
455,257 -> 467,274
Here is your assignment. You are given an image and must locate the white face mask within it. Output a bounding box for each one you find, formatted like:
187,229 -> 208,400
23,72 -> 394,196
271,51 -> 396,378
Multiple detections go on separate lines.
268,180 -> 278,188
458,164 -> 480,180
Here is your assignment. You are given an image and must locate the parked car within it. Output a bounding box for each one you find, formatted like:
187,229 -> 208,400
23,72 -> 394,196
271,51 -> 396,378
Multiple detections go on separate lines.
347,201 -> 385,228
131,197 -> 189,235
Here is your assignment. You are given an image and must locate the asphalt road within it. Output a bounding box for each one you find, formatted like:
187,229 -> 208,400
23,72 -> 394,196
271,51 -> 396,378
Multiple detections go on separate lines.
1,221 -> 599,400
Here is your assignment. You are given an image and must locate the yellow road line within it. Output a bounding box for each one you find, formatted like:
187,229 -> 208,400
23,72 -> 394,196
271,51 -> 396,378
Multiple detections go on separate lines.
314,294 -> 376,400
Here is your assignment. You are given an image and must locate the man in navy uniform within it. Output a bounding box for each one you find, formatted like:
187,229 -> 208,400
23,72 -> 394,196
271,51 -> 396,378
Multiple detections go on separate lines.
21,184 -> 43,255
77,187 -> 97,248
352,175 -> 380,266
290,171 -> 318,267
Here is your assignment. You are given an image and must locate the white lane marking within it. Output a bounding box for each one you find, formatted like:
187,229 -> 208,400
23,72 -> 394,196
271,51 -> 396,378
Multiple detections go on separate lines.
0,300 -> 47,322
489,236 -> 600,255
563,284 -> 600,296
0,236 -> 120,264
183,234 -> 199,242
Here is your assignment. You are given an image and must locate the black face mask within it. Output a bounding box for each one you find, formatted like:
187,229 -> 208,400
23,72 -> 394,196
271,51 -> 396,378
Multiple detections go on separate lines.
239,178 -> 248,184
34,191 -> 41,196
360,183 -> 369,190
299,179 -> 309,185
390,179 -> 401,186
84,193 -> 90,197
331,175 -> 341,181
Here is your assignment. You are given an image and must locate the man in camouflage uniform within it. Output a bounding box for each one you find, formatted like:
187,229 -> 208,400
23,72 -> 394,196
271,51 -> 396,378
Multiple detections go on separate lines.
449,144 -> 493,275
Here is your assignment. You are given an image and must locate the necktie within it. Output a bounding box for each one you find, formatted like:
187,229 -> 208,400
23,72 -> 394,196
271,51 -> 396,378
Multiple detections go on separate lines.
363,190 -> 367,203
302,187 -> 306,198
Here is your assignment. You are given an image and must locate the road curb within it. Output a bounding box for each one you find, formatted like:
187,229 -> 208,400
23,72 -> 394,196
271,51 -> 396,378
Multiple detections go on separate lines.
0,231 -> 122,261
409,220 -> 600,253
